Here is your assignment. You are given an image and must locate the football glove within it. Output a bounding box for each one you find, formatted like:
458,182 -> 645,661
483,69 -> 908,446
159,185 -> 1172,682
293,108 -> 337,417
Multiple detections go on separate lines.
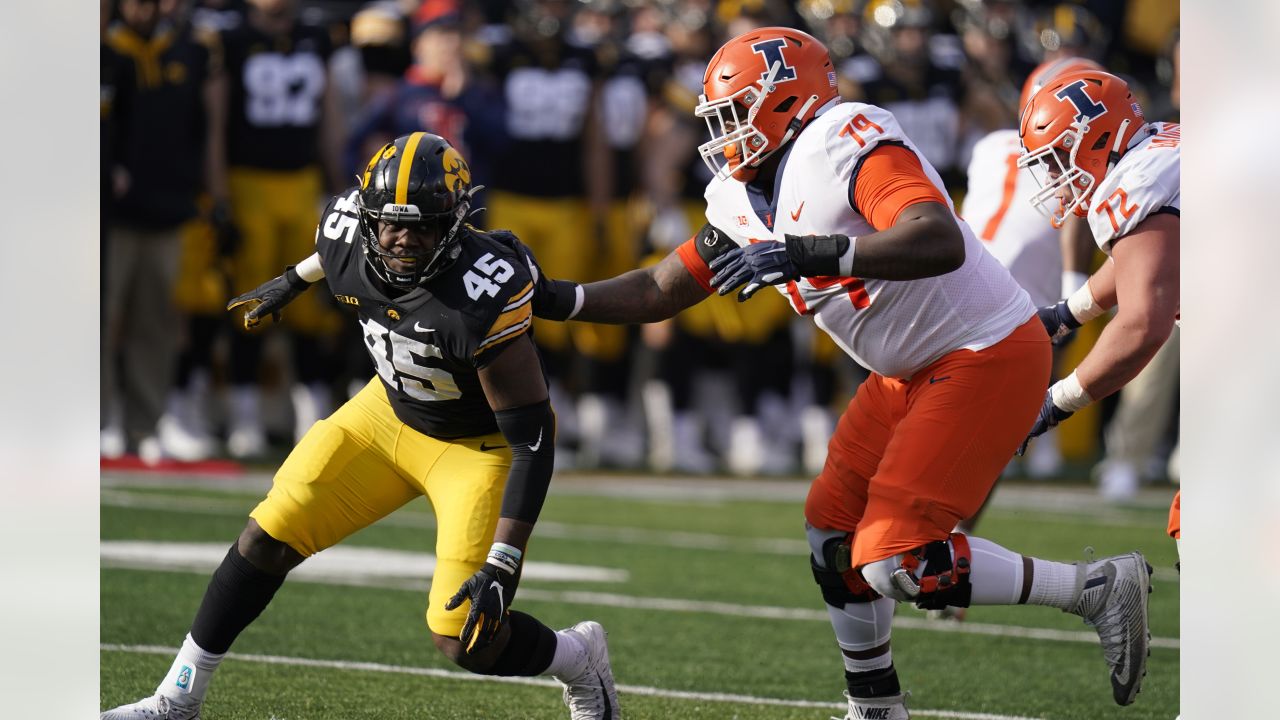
1016,390 -> 1075,456
709,240 -> 800,302
445,563 -> 517,654
226,266 -> 311,329
1037,300 -> 1082,346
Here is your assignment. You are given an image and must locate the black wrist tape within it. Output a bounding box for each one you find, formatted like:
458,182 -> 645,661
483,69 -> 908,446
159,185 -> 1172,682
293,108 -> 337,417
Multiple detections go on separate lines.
284,265 -> 311,290
784,234 -> 850,277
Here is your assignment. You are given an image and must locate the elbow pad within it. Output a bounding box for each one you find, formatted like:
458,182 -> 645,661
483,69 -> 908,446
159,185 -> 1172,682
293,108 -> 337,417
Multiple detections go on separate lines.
784,233 -> 853,277
493,400 -> 556,523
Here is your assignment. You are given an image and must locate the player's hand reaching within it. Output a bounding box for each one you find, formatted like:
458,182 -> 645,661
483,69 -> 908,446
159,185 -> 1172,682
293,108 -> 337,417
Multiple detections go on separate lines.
1037,300 -> 1082,346
226,266 -> 311,329
709,240 -> 800,302
1016,389 -> 1074,456
445,563 -> 517,654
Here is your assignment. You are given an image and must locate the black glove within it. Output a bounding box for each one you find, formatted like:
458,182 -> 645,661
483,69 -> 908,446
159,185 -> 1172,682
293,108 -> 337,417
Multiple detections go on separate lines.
1037,300 -> 1082,346
1016,390 -> 1074,456
226,266 -> 311,329
209,200 -> 241,258
444,563 -> 516,654
708,240 -> 800,302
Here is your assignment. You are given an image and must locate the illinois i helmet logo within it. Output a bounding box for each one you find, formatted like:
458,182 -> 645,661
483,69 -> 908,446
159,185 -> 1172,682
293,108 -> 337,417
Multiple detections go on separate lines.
442,147 -> 471,192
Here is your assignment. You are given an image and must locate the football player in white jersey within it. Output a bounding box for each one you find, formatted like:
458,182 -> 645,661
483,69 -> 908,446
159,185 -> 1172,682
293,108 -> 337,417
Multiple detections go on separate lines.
1016,68 -> 1181,556
1016,70 -> 1179,454
530,27 -> 1152,716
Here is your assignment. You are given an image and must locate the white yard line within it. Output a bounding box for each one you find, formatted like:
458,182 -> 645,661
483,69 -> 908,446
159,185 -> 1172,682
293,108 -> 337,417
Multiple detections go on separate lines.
100,642 -> 1047,720
102,541 -> 1179,650
99,488 -> 1181,583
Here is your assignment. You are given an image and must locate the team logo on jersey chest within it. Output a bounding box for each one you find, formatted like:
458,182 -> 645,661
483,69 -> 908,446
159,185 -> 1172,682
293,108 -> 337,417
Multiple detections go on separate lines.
386,308 -> 401,321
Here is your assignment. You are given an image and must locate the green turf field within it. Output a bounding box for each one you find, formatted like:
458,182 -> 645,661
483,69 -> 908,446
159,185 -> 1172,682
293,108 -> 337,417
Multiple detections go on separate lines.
101,472 -> 1179,719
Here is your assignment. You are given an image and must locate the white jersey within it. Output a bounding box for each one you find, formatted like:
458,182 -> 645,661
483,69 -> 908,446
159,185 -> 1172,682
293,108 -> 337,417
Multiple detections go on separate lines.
1086,122 -> 1180,255
703,102 -> 1036,379
962,129 -> 1062,306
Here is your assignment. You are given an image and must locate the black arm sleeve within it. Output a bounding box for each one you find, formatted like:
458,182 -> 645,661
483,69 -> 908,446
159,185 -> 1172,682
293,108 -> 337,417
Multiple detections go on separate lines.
494,399 -> 556,523
784,233 -> 852,277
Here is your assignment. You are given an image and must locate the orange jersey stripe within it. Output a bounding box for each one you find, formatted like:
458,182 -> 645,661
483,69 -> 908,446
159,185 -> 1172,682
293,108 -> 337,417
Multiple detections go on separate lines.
980,152 -> 1021,242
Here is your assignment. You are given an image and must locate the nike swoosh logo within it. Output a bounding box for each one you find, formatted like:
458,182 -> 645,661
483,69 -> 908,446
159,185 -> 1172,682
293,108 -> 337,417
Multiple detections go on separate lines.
598,671 -> 612,718
929,375 -> 951,384
479,442 -> 507,452
529,428 -> 543,452
790,201 -> 805,221
490,580 -> 504,616
413,322 -> 433,333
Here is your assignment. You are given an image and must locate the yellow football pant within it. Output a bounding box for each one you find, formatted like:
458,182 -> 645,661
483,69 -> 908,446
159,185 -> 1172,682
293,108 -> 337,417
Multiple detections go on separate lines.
250,378 -> 511,636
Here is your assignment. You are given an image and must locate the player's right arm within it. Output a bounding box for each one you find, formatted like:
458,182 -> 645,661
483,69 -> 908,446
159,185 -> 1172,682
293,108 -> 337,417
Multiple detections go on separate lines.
529,225 -> 721,324
225,253 -> 325,329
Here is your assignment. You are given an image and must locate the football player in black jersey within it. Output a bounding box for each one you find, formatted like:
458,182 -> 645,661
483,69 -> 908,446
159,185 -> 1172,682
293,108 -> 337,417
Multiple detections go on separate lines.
101,134 -> 621,720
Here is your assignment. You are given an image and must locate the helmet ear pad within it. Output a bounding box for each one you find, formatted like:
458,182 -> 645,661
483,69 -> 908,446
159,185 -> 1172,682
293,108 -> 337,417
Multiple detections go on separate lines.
357,133 -> 474,288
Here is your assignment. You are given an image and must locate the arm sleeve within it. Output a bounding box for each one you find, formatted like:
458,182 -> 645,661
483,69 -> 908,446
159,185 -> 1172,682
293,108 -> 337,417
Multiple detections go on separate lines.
674,223 -> 736,293
494,400 -> 556,523
851,144 -> 950,231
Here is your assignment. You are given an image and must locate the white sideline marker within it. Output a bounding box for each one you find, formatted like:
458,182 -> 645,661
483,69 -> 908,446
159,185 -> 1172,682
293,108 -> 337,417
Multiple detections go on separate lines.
100,643 -> 1046,720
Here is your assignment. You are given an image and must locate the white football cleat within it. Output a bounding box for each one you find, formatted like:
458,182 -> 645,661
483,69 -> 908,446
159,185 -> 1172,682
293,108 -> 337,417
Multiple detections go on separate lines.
1070,551 -> 1152,705
556,621 -> 621,719
101,694 -> 200,720
834,691 -> 910,720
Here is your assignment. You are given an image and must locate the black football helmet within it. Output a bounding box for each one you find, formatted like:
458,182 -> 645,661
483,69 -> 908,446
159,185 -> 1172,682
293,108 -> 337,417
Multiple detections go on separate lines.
357,132 -> 477,288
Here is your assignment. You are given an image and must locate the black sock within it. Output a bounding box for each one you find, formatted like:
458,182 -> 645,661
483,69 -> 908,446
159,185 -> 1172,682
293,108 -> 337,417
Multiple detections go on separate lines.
846,665 -> 901,698
189,545 -> 287,654
484,611 -> 558,677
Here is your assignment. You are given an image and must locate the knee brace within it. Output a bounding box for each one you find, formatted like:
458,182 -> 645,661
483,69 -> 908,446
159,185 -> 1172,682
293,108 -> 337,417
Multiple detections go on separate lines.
860,533 -> 972,610
811,533 -> 881,607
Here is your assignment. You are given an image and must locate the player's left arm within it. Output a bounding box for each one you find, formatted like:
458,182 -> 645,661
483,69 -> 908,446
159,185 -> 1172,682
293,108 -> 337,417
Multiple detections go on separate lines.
710,145 -> 965,300
445,333 -> 554,653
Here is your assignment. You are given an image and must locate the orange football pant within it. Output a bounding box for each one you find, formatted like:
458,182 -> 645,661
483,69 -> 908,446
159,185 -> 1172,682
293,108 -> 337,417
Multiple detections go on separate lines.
805,317 -> 1050,569
1167,490 -> 1180,539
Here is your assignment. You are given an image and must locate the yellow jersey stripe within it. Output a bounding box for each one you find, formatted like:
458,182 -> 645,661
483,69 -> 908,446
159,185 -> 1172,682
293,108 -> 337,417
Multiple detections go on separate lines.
502,281 -> 534,311
395,132 -> 425,205
484,301 -> 534,340
475,315 -> 533,355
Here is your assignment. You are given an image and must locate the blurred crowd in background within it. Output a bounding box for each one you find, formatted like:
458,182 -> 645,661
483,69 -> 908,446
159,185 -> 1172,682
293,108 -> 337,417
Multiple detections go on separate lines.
100,0 -> 1179,499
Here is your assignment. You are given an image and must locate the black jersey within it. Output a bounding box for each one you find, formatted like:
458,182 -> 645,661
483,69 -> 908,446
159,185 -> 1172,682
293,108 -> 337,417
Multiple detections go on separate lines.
315,188 -> 542,439
105,21 -> 218,227
221,20 -> 331,170
487,38 -> 600,198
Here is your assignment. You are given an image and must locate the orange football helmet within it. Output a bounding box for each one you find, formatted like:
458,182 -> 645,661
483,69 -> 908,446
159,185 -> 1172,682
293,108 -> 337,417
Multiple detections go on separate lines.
1018,69 -> 1146,227
696,26 -> 839,181
1018,56 -> 1103,120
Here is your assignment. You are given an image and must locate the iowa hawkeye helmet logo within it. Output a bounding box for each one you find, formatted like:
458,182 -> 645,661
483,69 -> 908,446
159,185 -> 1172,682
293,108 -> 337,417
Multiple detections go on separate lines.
442,146 -> 471,192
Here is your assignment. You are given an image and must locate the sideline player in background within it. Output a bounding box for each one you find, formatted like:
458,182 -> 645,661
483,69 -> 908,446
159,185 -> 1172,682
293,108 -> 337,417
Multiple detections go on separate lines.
1016,69 -> 1180,557
100,134 -> 620,720
213,0 -> 346,457
528,27 -> 1152,717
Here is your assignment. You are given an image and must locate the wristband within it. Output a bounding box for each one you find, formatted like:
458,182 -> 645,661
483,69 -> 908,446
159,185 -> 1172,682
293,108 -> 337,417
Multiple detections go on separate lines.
1065,281 -> 1105,324
1050,371 -> 1094,413
296,253 -> 326,283
486,543 -> 522,575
